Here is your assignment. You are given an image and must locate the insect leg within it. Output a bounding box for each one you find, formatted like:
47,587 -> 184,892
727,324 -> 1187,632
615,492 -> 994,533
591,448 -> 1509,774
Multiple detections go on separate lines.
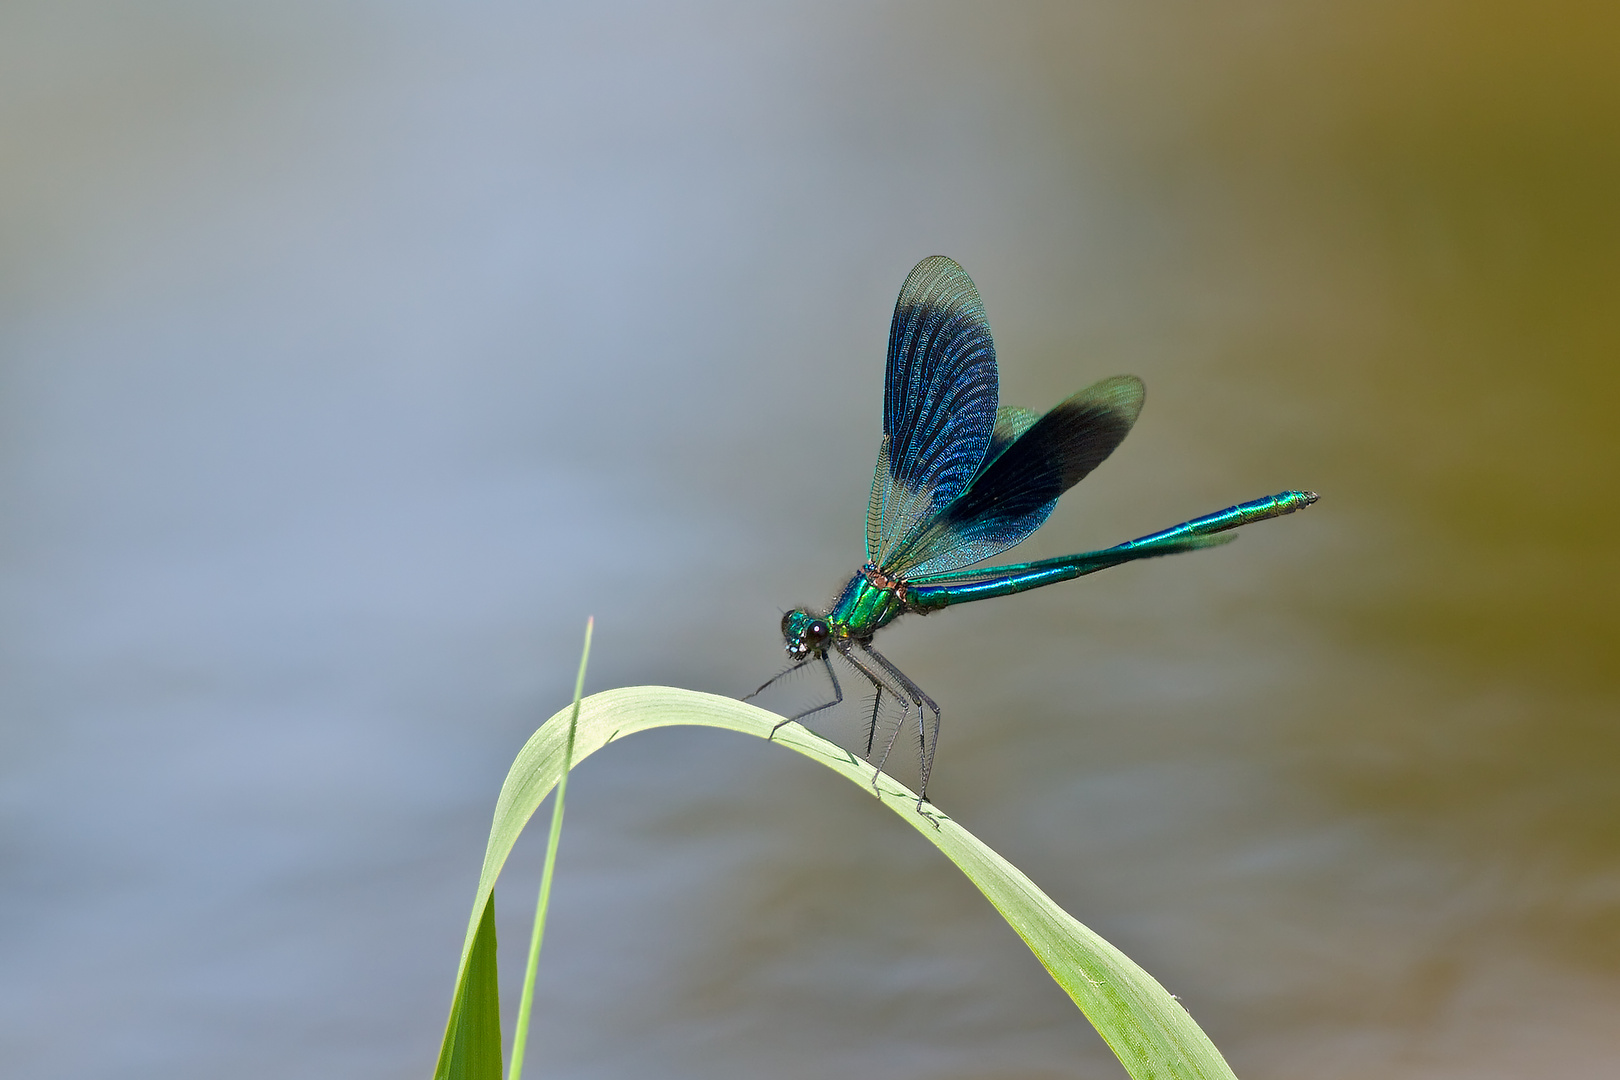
864,683 -> 884,757
744,660 -> 809,702
854,648 -> 916,794
769,652 -> 844,738
858,643 -> 942,808
834,641 -> 908,795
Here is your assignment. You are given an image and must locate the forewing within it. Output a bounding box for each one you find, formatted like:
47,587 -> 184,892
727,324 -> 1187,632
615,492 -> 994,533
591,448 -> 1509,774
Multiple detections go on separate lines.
884,375 -> 1145,578
865,257 -> 999,567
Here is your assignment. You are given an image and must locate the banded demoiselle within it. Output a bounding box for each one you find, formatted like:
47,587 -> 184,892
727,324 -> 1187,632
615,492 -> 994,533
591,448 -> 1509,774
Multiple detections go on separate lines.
749,256 -> 1316,806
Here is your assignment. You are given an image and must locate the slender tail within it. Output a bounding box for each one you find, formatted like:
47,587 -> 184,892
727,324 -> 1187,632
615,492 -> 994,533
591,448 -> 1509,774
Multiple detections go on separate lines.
907,490 -> 1317,609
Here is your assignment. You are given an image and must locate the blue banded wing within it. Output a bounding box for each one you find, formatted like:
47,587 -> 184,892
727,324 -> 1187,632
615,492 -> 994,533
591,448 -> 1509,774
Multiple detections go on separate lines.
985,405 -> 1040,463
872,405 -> 1036,559
883,375 -> 1145,579
887,403 -> 1034,561
866,257 -> 1000,570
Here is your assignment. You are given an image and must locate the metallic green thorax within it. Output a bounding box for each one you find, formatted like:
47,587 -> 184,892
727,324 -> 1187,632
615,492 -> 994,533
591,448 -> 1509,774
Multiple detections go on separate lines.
828,567 -> 910,639
781,566 -> 911,662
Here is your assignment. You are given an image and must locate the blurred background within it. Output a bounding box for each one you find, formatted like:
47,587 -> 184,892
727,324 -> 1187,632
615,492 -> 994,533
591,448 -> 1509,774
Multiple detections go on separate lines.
2,2 -> 1616,1077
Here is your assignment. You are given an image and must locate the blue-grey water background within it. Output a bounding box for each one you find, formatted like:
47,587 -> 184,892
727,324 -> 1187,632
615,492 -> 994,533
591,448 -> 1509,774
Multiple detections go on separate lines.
3,4 -> 1617,1078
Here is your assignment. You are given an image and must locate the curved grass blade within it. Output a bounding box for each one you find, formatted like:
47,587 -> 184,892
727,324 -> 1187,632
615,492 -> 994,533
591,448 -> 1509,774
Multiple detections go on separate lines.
507,617 -> 592,1080
435,686 -> 1239,1080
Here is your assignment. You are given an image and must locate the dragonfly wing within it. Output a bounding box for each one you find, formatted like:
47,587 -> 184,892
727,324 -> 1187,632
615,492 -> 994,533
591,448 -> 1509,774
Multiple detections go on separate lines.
980,406 -> 1040,473
868,405 -> 1031,559
866,257 -> 999,568
885,374 -> 1145,578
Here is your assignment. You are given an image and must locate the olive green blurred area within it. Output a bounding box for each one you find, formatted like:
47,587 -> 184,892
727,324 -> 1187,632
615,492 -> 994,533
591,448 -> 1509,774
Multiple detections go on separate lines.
1052,3 -> 1620,887
1022,2 -> 1620,989
1019,0 -> 1620,883
2,3 -> 1616,1078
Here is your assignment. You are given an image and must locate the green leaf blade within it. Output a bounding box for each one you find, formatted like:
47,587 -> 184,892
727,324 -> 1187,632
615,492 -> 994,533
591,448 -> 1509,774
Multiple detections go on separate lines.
434,896 -> 502,1080
434,686 -> 1238,1080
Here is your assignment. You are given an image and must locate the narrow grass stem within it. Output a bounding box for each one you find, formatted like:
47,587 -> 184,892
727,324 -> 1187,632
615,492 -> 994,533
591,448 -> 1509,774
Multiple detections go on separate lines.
508,617 -> 593,1080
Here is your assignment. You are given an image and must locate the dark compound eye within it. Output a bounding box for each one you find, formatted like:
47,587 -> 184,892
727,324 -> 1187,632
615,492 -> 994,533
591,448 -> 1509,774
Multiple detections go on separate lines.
806,620 -> 829,643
